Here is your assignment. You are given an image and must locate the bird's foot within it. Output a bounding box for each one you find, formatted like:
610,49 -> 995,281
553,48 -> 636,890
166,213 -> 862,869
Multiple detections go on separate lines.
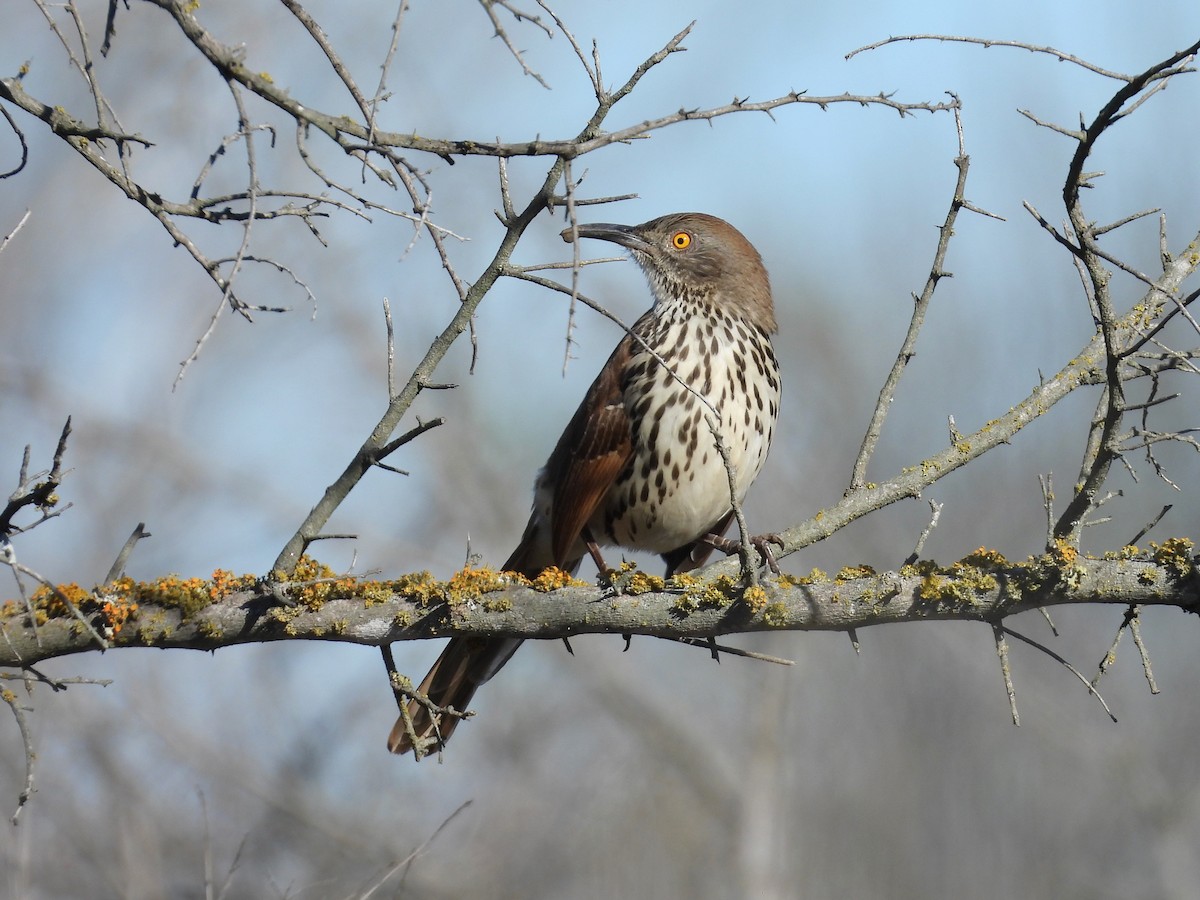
703,532 -> 784,575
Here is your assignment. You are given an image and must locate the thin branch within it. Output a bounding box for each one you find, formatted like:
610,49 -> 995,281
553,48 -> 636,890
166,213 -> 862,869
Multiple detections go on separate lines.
848,95 -> 979,490
0,106 -> 29,179
0,209 -> 31,257
1,418 -> 73,538
364,0 -> 411,166
999,624 -> 1117,722
993,623 -> 1019,726
665,635 -> 795,666
482,0 -> 552,89
102,522 -> 151,585
846,35 -> 1135,81
393,799 -> 474,892
904,499 -> 943,566
2,671 -> 36,824
1129,611 -> 1160,694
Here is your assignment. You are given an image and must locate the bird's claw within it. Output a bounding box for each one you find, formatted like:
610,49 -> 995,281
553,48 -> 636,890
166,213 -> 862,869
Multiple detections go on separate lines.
703,532 -> 784,575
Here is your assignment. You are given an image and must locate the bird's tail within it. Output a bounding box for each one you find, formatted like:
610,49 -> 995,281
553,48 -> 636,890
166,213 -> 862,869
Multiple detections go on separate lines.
388,509 -> 573,756
387,635 -> 522,755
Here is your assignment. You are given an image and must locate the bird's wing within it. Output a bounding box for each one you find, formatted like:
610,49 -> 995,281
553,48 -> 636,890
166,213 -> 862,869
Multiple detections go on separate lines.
544,331 -> 636,566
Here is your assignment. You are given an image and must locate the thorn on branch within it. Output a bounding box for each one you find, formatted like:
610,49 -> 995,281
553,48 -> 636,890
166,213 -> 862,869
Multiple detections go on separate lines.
1127,504 -> 1172,546
1000,624 -> 1117,723
103,522 -> 151,585
667,635 -> 795,666
375,417 -> 446,462
904,499 -> 943,566
993,622 -> 1020,726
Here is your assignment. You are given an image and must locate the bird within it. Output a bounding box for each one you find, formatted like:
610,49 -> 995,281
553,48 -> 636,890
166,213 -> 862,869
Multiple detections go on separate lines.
388,212 -> 781,757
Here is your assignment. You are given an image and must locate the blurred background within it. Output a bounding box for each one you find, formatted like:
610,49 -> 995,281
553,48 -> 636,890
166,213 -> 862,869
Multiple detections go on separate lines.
3,1 -> 1200,897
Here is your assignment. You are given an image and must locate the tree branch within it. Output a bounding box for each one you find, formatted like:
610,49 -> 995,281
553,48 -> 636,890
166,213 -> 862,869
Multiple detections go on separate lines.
2,549 -> 1196,668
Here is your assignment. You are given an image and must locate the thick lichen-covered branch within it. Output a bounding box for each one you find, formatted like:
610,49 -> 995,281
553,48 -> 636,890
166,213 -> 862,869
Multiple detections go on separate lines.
2,544 -> 1196,668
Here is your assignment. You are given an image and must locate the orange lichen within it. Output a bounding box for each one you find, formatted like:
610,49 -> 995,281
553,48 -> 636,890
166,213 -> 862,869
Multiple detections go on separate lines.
528,567 -> 585,592
98,597 -> 139,636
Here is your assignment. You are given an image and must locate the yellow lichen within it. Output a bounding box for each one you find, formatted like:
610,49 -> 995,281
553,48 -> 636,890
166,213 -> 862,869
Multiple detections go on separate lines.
359,581 -> 396,607
913,552 -> 1001,605
666,572 -> 703,590
529,567 -> 586,592
1151,538 -> 1195,579
835,565 -> 876,582
672,574 -> 740,612
276,557 -> 355,609
798,568 -> 829,585
1050,537 -> 1079,566
624,570 -> 665,595
742,584 -> 768,612
390,571 -> 440,606
960,547 -> 1008,567
196,620 -> 225,640
1047,538 -> 1086,589
444,566 -> 509,604
30,582 -> 91,619
761,601 -> 789,627
1102,545 -> 1141,561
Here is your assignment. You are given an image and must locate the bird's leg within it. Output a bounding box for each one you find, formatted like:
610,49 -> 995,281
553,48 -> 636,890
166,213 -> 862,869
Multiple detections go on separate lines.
701,531 -> 785,575
583,528 -> 632,649
583,527 -> 612,576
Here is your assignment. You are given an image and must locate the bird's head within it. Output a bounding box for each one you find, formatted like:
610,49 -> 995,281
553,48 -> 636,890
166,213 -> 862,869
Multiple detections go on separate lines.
561,212 -> 777,333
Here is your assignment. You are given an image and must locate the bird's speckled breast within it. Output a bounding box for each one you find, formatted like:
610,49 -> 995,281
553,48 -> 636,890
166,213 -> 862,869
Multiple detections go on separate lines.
594,297 -> 781,553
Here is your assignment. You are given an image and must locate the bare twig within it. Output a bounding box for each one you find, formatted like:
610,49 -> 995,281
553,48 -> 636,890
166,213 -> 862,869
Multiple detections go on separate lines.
364,0 -> 411,163
1038,474 -> 1055,548
846,35 -> 1136,81
394,799 -> 474,892
999,624 -> 1117,722
1091,604 -> 1158,694
848,95 -> 981,490
102,522 -> 150,585
3,670 -> 37,824
482,0 -> 552,88
905,499 -> 943,566
993,623 -> 1019,726
0,105 -> 29,179
1,418 -> 73,538
1129,611 -> 1160,694
667,635 -> 795,666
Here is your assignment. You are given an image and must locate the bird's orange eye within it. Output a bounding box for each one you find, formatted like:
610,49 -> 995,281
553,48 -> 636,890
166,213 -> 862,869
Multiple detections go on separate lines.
672,231 -> 691,249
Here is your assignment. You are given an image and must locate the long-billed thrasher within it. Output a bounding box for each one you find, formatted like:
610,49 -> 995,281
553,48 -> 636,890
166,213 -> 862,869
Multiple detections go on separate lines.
388,212 -> 781,756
